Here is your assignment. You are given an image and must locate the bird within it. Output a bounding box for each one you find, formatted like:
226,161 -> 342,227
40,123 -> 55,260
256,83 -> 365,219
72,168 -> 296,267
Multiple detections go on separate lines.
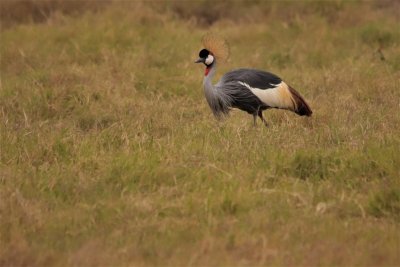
195,34 -> 312,126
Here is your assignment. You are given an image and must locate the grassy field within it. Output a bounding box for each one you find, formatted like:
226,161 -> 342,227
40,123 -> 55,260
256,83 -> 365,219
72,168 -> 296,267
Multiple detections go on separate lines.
1,1 -> 400,266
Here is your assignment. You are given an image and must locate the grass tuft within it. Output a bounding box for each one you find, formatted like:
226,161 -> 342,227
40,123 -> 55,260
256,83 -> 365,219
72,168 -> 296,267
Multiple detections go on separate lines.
368,189 -> 400,220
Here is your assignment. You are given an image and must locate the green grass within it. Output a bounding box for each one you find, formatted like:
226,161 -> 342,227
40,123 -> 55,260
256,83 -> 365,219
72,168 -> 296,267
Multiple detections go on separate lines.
1,1 -> 400,266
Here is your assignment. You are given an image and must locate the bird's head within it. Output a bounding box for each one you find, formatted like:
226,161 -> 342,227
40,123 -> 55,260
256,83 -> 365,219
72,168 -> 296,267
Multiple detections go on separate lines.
195,49 -> 215,66
194,33 -> 229,76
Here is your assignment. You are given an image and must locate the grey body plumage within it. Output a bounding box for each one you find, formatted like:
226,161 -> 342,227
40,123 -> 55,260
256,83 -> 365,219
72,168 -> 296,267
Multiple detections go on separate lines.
204,64 -> 266,117
196,48 -> 312,126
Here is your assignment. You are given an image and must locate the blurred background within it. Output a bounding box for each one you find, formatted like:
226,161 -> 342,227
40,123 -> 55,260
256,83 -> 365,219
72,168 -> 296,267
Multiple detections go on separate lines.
1,0 -> 399,28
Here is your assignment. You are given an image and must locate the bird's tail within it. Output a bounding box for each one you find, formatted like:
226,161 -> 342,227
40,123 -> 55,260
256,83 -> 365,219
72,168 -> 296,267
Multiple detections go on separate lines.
288,86 -> 312,116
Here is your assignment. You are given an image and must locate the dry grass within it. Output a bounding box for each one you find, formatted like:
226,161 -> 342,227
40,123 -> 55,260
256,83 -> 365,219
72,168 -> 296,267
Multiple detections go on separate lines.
1,1 -> 400,266
0,0 -> 109,29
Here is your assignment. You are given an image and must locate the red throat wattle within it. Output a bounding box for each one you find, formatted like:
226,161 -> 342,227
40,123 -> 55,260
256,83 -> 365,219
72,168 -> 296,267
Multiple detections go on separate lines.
205,67 -> 211,76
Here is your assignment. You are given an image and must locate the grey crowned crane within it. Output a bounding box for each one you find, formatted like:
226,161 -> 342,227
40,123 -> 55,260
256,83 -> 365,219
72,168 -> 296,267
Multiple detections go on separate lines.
195,34 -> 312,126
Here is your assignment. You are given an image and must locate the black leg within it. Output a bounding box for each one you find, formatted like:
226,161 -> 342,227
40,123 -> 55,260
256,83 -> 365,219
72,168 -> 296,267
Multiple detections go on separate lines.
258,110 -> 268,127
253,114 -> 257,126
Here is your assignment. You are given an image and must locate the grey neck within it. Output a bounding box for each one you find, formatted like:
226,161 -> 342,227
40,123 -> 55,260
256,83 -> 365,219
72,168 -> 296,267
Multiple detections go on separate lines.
202,61 -> 231,117
203,62 -> 217,92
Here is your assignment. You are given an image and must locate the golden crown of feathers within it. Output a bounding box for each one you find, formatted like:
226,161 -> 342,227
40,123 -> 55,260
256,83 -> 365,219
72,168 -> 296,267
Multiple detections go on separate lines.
202,33 -> 230,62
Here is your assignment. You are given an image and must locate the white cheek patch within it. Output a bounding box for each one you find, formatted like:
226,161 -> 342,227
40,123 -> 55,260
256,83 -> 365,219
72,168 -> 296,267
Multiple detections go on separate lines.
205,55 -> 214,65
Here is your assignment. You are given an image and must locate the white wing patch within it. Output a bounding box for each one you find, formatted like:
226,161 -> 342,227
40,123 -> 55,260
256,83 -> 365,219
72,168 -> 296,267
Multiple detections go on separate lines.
238,81 -> 295,110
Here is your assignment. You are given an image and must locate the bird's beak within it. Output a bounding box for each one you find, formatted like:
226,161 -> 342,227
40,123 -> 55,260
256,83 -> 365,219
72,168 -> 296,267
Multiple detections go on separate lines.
195,58 -> 205,63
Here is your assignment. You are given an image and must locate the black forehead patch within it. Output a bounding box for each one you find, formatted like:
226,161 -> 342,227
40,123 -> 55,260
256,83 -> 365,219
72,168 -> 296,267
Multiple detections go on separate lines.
199,49 -> 210,58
